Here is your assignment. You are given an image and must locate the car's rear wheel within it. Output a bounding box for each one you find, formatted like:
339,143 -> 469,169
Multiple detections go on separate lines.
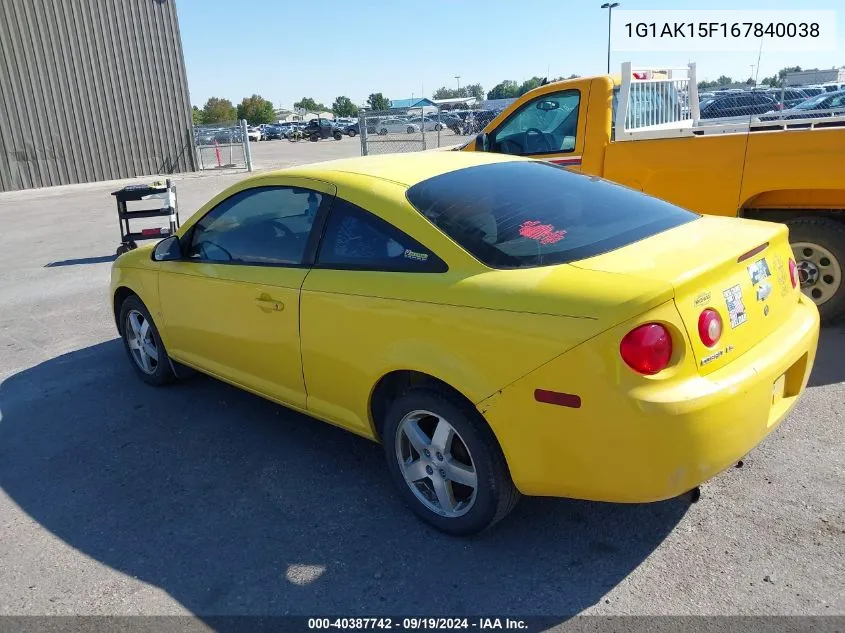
379,128 -> 387,136
347,129 -> 357,137
407,126 -> 415,134
382,387 -> 519,536
118,295 -> 176,386
787,217 -> 845,323
333,131 -> 342,140
434,123 -> 443,131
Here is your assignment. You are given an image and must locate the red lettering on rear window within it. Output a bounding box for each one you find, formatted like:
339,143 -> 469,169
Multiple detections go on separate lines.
519,220 -> 567,245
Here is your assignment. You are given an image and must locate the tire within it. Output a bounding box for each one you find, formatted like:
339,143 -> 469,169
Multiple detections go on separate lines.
787,216 -> 845,323
310,134 -> 319,142
118,295 -> 176,386
434,123 -> 443,131
407,126 -> 415,134
347,129 -> 356,137
379,128 -> 387,136
382,387 -> 519,536
333,131 -> 342,140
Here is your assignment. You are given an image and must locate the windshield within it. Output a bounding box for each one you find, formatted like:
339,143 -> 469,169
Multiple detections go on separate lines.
406,161 -> 697,269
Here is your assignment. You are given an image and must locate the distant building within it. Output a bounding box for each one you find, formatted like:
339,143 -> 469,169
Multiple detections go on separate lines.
389,98 -> 437,110
784,68 -> 845,87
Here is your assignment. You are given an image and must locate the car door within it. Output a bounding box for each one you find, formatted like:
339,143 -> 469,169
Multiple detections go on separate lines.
487,89 -> 585,171
157,179 -> 335,409
299,197 -> 449,436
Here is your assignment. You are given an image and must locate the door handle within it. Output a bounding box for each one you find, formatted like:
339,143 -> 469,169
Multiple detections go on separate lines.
255,293 -> 284,312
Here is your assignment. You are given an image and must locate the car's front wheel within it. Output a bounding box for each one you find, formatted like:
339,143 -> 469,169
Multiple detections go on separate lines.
118,295 -> 176,386
347,129 -> 357,137
382,387 -> 519,536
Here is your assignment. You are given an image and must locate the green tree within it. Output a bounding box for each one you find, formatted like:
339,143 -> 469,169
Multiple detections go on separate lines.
518,76 -> 545,96
191,105 -> 204,125
294,97 -> 328,113
465,83 -> 484,100
332,95 -> 359,117
486,80 -> 520,100
433,86 -> 461,99
202,97 -> 237,124
236,94 -> 275,124
367,92 -> 390,111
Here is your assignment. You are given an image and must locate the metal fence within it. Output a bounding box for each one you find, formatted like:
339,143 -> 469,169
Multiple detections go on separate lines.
194,120 -> 251,170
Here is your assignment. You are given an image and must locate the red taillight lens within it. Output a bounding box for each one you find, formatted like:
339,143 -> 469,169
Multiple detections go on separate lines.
788,258 -> 798,288
620,324 -> 672,375
697,308 -> 723,347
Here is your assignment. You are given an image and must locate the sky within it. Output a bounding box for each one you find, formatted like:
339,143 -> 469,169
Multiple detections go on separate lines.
176,0 -> 844,111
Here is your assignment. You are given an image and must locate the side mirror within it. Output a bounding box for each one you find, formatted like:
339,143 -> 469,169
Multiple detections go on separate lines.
474,132 -> 489,152
536,100 -> 560,112
152,235 -> 182,262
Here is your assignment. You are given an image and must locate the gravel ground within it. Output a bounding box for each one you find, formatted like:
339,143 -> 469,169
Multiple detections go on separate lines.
0,148 -> 842,625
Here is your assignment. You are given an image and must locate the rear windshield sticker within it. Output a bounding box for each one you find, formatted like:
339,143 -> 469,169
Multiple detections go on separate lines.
518,220 -> 567,245
404,249 -> 429,262
747,258 -> 771,285
723,285 -> 748,328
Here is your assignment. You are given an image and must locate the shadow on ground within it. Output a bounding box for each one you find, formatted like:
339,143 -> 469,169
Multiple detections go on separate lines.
45,254 -> 116,267
808,325 -> 845,388
0,340 -> 688,619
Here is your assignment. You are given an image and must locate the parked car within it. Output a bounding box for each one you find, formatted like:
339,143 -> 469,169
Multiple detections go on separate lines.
302,118 -> 343,141
766,88 -> 810,109
375,118 -> 421,135
406,116 -> 444,132
699,93 -> 777,119
195,129 -> 217,145
263,125 -> 284,140
343,121 -> 376,137
112,151 -> 819,536
758,89 -> 845,121
247,126 -> 262,142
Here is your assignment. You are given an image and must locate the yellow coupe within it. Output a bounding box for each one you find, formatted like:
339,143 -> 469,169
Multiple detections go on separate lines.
111,152 -> 820,535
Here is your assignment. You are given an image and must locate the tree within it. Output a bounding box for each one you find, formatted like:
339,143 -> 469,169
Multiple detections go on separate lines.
201,97 -> 237,124
465,83 -> 484,100
294,97 -> 328,113
191,105 -> 203,125
518,76 -> 545,96
433,86 -> 462,99
486,80 -> 520,100
367,92 -> 390,111
236,94 -> 275,125
332,95 -> 358,117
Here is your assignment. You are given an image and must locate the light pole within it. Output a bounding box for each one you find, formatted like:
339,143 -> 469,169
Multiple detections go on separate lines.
600,2 -> 619,75
454,75 -> 461,91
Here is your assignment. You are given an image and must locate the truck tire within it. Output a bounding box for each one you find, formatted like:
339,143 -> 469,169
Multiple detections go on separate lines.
787,216 -> 845,323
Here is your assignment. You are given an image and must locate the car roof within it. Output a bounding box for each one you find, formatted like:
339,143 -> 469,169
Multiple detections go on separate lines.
261,151 -> 528,187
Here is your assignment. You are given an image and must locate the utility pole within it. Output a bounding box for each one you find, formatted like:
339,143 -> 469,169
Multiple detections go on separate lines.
600,2 -> 619,74
454,75 -> 461,91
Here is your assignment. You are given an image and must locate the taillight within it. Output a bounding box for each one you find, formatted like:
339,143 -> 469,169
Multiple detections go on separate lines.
697,309 -> 723,347
620,324 -> 672,375
788,258 -> 798,288
775,103 -> 784,110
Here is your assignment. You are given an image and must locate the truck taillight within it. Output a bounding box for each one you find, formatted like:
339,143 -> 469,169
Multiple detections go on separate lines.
697,309 -> 722,347
789,258 -> 798,288
620,324 -> 672,375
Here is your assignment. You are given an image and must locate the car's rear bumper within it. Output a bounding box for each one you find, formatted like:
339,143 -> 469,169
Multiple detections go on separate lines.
479,296 -> 820,502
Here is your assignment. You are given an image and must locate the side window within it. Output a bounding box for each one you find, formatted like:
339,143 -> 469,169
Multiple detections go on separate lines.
316,199 -> 447,272
187,186 -> 324,265
491,90 -> 580,156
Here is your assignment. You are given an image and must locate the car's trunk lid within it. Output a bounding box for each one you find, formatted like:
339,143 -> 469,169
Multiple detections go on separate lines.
571,216 -> 799,375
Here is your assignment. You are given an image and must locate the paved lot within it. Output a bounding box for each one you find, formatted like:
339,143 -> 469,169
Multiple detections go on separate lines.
0,145 -> 843,623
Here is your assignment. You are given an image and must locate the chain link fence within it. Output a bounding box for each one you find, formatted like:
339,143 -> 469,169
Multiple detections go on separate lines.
698,86 -> 845,124
193,121 -> 249,170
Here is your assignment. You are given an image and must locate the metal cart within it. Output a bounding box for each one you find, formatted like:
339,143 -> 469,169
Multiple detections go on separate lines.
112,179 -> 180,256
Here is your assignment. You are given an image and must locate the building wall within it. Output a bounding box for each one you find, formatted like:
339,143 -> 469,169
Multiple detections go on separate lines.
0,0 -> 196,192
784,68 -> 845,87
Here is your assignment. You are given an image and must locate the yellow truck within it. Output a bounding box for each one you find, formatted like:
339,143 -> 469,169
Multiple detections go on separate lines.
463,63 -> 845,322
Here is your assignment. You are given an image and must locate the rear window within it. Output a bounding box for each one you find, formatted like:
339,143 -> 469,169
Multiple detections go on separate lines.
405,161 -> 697,269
